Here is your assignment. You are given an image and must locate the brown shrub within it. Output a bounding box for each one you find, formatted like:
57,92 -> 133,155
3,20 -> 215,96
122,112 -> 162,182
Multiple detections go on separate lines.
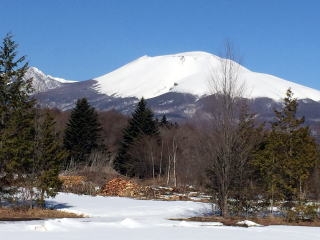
59,175 -> 97,195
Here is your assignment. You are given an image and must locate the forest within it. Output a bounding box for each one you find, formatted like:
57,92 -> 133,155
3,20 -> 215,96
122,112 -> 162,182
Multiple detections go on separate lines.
1,34 -> 320,222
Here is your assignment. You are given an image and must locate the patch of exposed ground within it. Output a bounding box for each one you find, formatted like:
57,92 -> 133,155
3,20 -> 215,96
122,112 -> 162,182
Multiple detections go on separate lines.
0,208 -> 83,221
171,216 -> 320,227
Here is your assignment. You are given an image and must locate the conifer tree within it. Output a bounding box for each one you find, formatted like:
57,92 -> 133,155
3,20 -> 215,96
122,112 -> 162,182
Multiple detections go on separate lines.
160,115 -> 168,127
255,89 -> 318,203
35,110 -> 66,206
0,34 -> 35,203
0,34 -> 65,208
63,98 -> 102,166
159,114 -> 175,128
114,98 -> 159,176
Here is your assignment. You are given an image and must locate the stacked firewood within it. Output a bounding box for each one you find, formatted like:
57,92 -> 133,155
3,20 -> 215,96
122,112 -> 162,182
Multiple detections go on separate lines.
100,178 -> 141,197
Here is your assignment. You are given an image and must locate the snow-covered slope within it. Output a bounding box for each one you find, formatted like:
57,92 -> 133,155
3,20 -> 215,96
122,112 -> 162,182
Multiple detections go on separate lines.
25,67 -> 76,93
93,51 -> 320,101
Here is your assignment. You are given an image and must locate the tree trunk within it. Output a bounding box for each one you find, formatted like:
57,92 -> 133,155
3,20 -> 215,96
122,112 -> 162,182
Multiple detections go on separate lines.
172,138 -> 177,187
220,194 -> 229,217
151,151 -> 155,180
40,190 -> 45,208
167,155 -> 171,185
159,140 -> 163,180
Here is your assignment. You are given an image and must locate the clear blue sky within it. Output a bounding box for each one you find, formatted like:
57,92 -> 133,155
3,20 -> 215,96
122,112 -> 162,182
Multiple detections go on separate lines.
1,0 -> 320,90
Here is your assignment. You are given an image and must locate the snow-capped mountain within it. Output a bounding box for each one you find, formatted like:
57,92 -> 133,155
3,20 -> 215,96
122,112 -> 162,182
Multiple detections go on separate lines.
93,51 -> 320,101
33,51 -> 320,125
25,67 -> 76,93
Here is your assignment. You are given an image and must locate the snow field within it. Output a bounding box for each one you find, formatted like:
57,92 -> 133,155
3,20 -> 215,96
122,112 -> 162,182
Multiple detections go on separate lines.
1,193 -> 320,240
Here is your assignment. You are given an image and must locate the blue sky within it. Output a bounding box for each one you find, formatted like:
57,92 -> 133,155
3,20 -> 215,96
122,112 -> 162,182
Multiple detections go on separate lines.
1,0 -> 320,90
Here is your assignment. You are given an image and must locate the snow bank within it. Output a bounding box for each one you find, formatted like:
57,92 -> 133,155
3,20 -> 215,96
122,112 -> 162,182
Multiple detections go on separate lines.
237,220 -> 262,227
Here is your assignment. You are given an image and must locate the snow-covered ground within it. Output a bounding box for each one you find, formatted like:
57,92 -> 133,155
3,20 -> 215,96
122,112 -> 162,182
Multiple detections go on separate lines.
1,193 -> 320,239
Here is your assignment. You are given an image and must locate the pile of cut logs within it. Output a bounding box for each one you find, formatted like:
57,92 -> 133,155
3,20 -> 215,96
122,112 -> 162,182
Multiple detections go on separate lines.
100,178 -> 141,197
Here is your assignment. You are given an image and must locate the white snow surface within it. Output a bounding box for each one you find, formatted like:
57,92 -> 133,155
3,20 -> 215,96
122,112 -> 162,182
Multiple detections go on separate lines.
1,193 -> 320,240
93,51 -> 320,101
48,76 -> 77,83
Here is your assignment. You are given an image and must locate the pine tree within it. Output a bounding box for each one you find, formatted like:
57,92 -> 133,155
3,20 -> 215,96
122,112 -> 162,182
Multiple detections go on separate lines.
255,89 -> 318,204
0,34 -> 35,204
114,98 -> 159,177
63,98 -> 102,166
35,110 -> 66,206
0,33 -> 33,140
159,114 -> 175,128
160,115 -> 168,127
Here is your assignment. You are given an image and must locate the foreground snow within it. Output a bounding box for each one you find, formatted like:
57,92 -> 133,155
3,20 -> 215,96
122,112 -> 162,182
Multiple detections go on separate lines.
1,193 -> 320,240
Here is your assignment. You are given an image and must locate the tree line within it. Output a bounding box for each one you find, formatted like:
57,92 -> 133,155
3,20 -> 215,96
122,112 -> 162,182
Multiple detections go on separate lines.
61,87 -> 320,219
1,35 -> 319,220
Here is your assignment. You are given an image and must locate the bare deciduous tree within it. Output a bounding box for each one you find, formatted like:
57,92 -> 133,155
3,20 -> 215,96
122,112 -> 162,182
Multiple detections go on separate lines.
206,42 -> 260,217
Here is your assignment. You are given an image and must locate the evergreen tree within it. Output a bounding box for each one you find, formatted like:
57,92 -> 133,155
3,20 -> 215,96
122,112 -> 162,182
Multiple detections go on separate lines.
114,98 -> 159,177
0,34 -> 65,208
160,115 -> 168,127
63,98 -> 102,166
35,110 -> 66,206
255,89 -> 318,204
0,34 -> 35,204
159,114 -> 175,128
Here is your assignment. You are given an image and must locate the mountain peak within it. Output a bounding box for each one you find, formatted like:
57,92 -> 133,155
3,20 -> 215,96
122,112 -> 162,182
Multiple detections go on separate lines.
93,51 -> 320,101
25,67 -> 77,93
25,67 -> 62,93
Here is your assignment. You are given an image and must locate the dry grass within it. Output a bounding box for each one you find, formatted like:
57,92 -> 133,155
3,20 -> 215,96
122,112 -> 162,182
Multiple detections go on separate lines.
0,207 -> 83,221
59,175 -> 97,195
252,216 -> 320,227
171,216 -> 320,227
